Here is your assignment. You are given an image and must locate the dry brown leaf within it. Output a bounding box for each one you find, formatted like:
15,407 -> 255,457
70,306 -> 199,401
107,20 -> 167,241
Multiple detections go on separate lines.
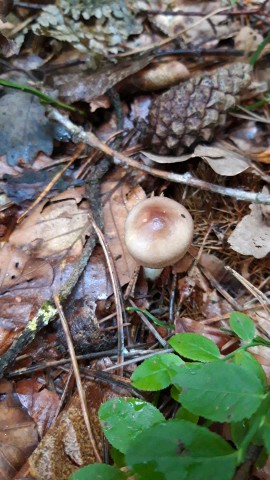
101,169 -> 146,286
17,389 -> 60,438
194,144 -> 250,176
0,245 -> 53,293
0,394 -> 38,480
142,143 -> 250,176
228,202 -> 270,258
9,187 -> 91,258
29,377 -> 130,480
0,186 -> 94,355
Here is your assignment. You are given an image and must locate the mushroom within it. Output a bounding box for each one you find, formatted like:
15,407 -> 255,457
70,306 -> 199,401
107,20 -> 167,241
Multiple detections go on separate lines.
124,196 -> 194,280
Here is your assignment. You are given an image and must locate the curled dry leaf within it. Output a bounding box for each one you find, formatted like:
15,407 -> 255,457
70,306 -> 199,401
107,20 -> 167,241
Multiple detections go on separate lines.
142,142 -> 250,176
228,200 -> 270,258
194,144 -> 250,176
0,394 -> 38,480
101,169 -> 146,286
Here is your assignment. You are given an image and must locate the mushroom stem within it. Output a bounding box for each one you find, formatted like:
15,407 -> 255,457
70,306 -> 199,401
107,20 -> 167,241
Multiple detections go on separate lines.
143,267 -> 164,281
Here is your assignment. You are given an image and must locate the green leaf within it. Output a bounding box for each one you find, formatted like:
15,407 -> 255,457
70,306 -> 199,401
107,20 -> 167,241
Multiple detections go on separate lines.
126,419 -> 237,480
131,353 -> 184,391
229,312 -> 255,342
175,407 -> 199,424
168,333 -> 220,362
170,385 -> 182,402
233,350 -> 267,386
172,361 -> 264,422
99,397 -> 164,454
69,464 -> 125,480
231,422 -> 248,449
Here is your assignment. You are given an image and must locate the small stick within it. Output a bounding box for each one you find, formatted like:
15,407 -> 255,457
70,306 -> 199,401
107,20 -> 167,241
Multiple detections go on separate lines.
54,294 -> 102,463
144,8 -> 262,16
91,219 -> 125,374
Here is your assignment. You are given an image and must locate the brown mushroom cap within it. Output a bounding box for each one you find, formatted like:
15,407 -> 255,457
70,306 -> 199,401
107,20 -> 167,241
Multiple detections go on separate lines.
124,197 -> 194,269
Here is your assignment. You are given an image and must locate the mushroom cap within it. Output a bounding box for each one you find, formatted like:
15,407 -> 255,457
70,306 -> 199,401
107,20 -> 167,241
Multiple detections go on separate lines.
124,197 -> 194,269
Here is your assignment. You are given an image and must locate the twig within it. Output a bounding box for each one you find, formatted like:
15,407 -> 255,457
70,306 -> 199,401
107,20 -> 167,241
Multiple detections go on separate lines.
91,220 -> 125,374
0,303 -> 57,378
54,294 -> 102,463
49,109 -> 270,206
225,266 -> 270,314
103,348 -> 173,372
156,48 -> 244,57
144,8 -> 261,16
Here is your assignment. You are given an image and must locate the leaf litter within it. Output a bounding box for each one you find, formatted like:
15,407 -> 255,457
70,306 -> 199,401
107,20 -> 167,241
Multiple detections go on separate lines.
0,0 -> 269,479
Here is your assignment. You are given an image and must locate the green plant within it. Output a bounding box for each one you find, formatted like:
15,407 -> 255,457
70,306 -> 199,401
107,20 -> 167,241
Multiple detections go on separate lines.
69,312 -> 270,480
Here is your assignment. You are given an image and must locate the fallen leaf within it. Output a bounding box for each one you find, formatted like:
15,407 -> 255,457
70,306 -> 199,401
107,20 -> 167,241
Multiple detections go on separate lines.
194,144 -> 250,176
0,186 -> 95,354
228,202 -> 270,258
0,394 -> 38,480
9,187 -> 91,258
17,388 -> 60,438
2,168 -> 82,204
101,169 -> 146,286
0,91 -> 53,166
142,143 -> 250,176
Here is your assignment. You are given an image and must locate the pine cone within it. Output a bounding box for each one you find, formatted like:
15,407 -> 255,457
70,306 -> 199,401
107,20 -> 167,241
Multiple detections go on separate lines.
137,63 -> 252,155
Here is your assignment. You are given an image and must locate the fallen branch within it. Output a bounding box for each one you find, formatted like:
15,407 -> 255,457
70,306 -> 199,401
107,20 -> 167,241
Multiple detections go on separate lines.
49,109 -> 270,205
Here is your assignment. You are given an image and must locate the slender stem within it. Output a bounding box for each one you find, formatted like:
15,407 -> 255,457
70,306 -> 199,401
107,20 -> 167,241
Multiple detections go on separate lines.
0,78 -> 82,114
237,393 -> 270,464
222,341 -> 262,361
